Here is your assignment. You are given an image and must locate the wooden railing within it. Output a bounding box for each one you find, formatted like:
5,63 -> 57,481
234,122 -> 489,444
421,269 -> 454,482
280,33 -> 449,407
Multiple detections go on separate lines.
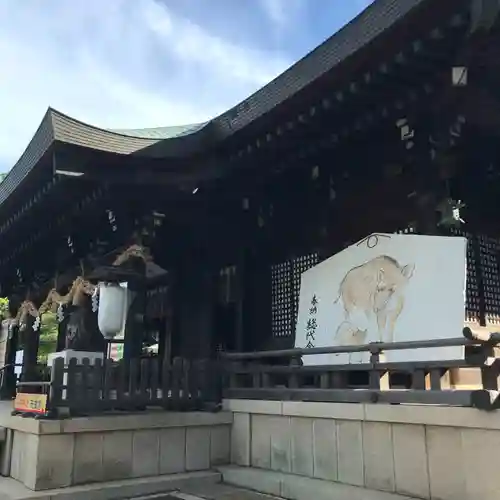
221,328 -> 500,411
19,357 -> 222,417
12,328 -> 500,418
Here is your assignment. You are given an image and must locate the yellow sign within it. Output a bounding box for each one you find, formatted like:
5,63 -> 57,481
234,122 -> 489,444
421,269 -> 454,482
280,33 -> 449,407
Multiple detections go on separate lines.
14,393 -> 47,414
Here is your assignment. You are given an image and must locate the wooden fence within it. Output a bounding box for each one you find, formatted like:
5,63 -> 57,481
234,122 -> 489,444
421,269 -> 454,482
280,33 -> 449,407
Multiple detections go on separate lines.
221,328 -> 500,411
32,357 -> 222,417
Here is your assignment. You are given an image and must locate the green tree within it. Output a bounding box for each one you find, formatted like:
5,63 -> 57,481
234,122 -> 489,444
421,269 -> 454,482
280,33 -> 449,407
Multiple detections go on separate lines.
38,312 -> 59,364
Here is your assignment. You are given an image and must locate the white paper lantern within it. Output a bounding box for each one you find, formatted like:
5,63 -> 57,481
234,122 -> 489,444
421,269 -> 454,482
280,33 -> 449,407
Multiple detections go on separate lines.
98,283 -> 127,339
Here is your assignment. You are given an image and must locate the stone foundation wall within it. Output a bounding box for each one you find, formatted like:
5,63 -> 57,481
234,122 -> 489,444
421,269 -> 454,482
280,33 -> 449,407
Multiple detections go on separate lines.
225,399 -> 500,500
7,411 -> 232,491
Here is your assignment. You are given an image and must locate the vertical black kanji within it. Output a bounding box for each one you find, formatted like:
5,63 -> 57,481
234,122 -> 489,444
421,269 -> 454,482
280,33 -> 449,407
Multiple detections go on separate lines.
305,294 -> 318,348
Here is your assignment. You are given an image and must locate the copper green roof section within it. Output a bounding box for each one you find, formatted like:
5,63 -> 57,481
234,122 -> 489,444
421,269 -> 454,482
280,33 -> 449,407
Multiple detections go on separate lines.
108,123 -> 207,140
50,110 -> 207,154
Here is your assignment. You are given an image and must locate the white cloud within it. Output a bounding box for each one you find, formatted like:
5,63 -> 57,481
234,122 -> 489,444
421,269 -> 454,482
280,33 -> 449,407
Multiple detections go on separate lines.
0,0 -> 291,168
258,0 -> 304,28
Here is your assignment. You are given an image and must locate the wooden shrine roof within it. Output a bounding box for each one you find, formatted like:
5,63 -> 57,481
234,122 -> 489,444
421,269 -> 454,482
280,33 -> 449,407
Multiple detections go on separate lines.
0,0 -> 466,210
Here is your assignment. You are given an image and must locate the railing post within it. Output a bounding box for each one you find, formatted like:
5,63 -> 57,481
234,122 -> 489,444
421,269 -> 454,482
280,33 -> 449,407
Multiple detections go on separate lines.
229,361 -> 239,389
150,358 -> 159,404
139,359 -> 150,409
66,358 -> 79,414
161,358 -> 172,410
426,368 -> 450,390
261,366 -> 271,388
288,356 -> 301,389
208,354 -> 224,408
103,359 -> 115,408
88,358 -> 103,413
181,358 -> 190,411
48,357 -> 65,415
412,369 -> 427,390
369,344 -> 389,402
480,359 -> 500,392
171,357 -> 183,410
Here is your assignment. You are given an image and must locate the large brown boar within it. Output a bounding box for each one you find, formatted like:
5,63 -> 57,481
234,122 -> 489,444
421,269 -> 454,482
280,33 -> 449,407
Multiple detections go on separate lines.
334,255 -> 415,343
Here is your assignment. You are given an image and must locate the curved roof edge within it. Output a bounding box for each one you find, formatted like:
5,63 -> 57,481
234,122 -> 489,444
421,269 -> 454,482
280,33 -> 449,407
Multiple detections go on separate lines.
0,0 -> 447,210
0,107 -> 210,206
0,109 -> 54,207
212,0 -> 430,135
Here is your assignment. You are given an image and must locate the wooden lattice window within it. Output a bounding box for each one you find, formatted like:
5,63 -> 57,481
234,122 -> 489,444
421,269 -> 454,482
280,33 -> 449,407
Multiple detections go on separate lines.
271,261 -> 293,338
271,253 -> 319,338
448,227 -> 480,324
477,234 -> 500,326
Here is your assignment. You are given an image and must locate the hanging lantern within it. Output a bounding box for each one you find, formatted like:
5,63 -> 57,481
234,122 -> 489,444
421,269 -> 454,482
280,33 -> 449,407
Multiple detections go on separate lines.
437,198 -> 466,227
97,282 -> 128,339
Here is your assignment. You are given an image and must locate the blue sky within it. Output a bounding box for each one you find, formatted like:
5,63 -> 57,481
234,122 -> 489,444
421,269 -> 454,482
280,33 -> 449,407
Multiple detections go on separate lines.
0,0 -> 373,171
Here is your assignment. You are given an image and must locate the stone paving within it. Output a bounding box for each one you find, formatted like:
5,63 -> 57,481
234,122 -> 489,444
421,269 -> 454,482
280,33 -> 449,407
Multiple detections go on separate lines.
177,483 -> 282,500
0,473 -> 282,500
128,484 -> 283,499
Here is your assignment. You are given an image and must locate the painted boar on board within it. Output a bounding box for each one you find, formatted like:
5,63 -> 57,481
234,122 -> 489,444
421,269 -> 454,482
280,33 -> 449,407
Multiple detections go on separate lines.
334,255 -> 415,344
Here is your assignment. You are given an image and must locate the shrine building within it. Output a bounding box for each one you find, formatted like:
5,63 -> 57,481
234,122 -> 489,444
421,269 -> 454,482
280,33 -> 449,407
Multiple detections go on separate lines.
1,2 -> 500,499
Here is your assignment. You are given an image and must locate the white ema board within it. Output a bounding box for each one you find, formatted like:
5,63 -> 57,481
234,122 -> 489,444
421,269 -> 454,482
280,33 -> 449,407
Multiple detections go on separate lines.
295,233 -> 467,364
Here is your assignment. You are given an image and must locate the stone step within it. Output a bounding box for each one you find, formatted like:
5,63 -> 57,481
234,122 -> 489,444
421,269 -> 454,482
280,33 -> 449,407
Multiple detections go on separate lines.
218,466 -> 417,500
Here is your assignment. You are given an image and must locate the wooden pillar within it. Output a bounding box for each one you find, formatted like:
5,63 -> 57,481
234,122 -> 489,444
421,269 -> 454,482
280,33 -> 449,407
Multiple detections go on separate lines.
158,313 -> 172,364
243,250 -> 272,352
234,250 -> 246,353
176,255 -> 213,360
123,281 -> 147,361
56,309 -> 67,352
0,321 -> 18,399
19,315 -> 40,383
126,252 -> 148,360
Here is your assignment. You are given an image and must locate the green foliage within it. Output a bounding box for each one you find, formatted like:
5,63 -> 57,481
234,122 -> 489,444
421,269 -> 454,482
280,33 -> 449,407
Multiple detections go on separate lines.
38,311 -> 59,364
0,297 -> 58,363
0,297 -> 8,319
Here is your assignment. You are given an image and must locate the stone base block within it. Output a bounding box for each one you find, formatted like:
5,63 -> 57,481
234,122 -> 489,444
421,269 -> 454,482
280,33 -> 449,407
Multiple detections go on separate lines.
7,411 -> 232,491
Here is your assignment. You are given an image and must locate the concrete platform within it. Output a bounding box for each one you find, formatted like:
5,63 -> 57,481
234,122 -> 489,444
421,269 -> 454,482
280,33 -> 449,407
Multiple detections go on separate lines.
1,406 -> 232,491
0,470 -> 221,500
